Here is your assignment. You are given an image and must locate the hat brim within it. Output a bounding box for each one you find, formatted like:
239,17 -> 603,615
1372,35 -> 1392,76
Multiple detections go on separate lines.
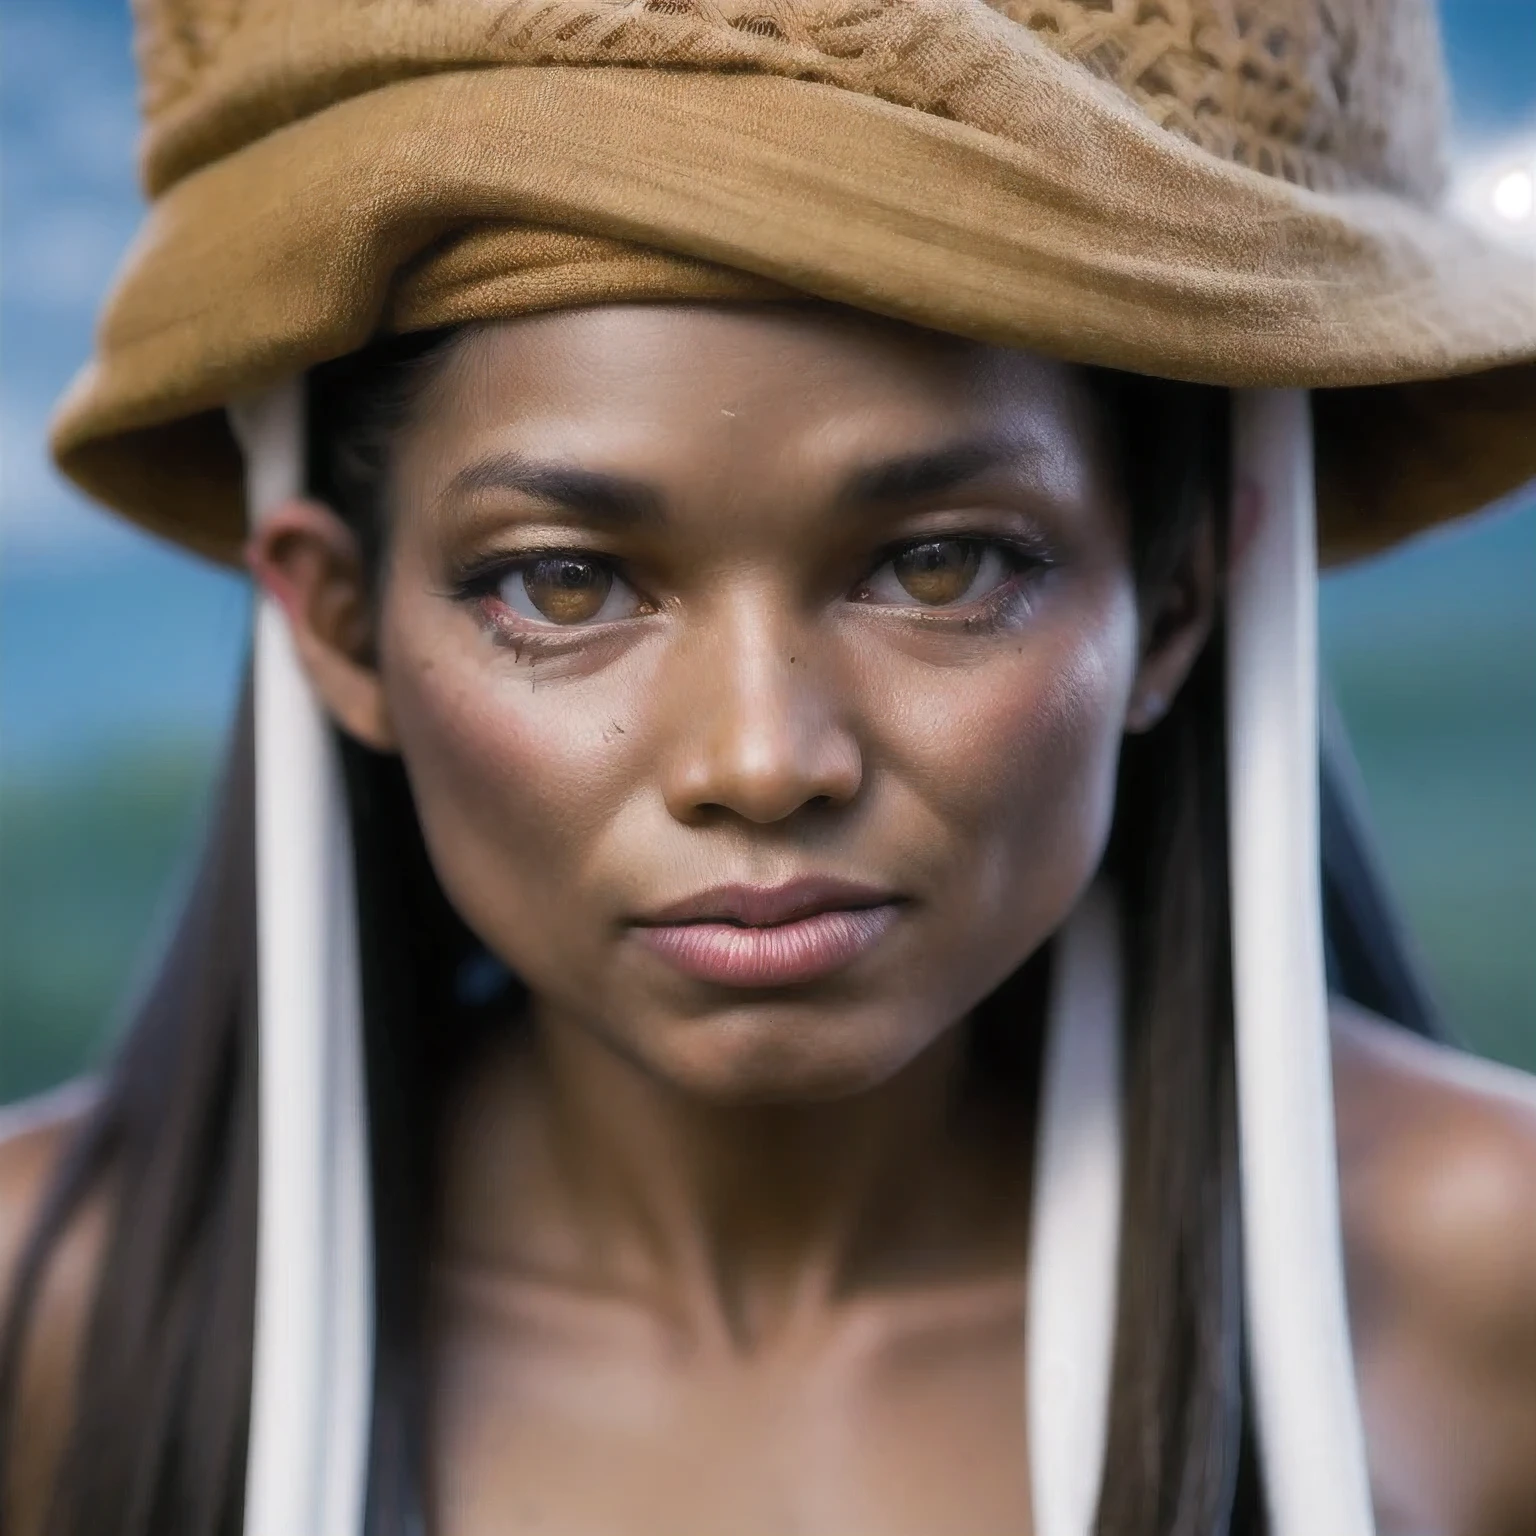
52,65 -> 1536,565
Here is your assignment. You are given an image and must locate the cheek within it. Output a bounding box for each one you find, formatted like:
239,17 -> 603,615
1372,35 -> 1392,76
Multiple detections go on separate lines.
870,577 -> 1138,939
374,591 -> 643,969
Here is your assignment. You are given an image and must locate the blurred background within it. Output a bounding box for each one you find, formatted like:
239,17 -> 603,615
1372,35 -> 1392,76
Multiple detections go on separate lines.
2,0 -> 1533,1104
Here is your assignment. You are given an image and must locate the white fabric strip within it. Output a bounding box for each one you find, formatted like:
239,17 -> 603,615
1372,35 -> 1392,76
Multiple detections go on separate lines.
1227,389 -> 1375,1534
1026,881 -> 1123,1536
231,384 -> 375,1536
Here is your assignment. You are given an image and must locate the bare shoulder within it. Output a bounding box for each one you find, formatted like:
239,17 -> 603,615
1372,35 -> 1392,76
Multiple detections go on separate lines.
1333,1004 -> 1536,1319
0,1081 -> 100,1296
1333,1004 -> 1536,1536
0,1082 -> 105,1536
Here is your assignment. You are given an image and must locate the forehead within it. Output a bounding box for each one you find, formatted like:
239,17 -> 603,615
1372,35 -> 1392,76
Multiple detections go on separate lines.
393,304 -> 1115,515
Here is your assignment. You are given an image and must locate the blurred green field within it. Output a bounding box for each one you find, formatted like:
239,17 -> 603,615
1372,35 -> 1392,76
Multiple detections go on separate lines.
0,742 -> 217,1100
1324,619 -> 1536,1072
2,597 -> 1532,1104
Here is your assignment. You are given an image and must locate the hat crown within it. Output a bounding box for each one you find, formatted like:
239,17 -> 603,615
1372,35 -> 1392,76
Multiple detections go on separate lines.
1007,0 -> 1446,198
134,0 -> 1446,200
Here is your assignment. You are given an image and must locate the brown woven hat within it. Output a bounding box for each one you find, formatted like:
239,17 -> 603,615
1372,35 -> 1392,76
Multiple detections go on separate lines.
51,0 -> 1536,566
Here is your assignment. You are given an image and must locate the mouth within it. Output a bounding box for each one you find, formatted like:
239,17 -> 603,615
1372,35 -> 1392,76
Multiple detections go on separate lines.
631,877 -> 905,988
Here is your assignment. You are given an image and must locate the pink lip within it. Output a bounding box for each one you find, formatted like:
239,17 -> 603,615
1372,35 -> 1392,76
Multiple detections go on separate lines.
632,878 -> 904,987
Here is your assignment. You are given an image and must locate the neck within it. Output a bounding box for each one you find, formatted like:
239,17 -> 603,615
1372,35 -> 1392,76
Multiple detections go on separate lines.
437,1002 -> 1033,1352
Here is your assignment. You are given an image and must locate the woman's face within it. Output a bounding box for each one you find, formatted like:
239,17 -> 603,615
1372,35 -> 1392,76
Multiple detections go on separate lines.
263,305 -> 1206,1103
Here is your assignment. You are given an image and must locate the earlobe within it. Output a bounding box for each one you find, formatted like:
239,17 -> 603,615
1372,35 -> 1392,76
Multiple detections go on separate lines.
245,498 -> 399,753
1124,689 -> 1168,734
1125,518 -> 1218,736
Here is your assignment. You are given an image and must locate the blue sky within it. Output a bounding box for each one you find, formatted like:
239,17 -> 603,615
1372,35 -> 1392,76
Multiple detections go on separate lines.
2,0 -> 1533,766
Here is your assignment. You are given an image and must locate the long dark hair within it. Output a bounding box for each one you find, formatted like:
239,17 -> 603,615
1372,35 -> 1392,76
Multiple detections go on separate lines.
0,329 -> 1434,1536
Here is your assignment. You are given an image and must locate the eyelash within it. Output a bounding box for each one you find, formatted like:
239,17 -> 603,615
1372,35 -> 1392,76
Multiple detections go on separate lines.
449,534 -> 1052,644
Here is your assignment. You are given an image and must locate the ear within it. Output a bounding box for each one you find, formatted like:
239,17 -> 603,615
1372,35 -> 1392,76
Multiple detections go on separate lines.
245,498 -> 398,752
1124,516 -> 1218,735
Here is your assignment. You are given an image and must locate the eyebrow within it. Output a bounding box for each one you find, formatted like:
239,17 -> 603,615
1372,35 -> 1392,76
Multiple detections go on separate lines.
439,451 -> 664,527
438,435 -> 1033,530
839,438 -> 1025,507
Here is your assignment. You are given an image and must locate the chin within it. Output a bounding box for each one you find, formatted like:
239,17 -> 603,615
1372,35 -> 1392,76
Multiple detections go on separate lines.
629,999 -> 944,1106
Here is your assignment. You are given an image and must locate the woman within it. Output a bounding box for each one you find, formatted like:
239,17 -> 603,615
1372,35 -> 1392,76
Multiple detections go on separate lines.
2,1 -> 1535,1534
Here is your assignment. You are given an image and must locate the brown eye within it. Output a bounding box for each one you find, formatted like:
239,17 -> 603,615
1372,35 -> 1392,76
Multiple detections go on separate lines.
524,557 -> 610,623
856,538 -> 1027,612
499,556 -> 637,626
891,540 -> 983,606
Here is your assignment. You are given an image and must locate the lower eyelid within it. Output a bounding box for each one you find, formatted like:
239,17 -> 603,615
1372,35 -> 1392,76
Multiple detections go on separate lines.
475,592 -> 654,644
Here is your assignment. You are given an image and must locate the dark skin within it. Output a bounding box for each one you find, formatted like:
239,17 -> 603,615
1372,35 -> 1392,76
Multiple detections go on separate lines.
4,306 -> 1536,1534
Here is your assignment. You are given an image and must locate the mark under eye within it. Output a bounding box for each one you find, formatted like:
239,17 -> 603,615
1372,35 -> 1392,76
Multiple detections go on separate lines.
855,538 -> 1033,610
476,554 -> 647,627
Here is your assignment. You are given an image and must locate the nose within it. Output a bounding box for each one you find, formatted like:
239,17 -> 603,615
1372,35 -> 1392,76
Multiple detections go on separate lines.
659,602 -> 863,826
